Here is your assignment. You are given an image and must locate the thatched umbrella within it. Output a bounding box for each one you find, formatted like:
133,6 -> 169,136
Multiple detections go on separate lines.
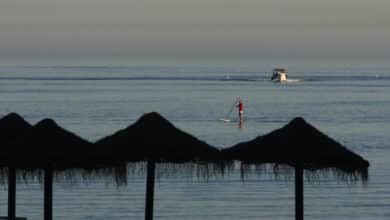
5,118 -> 127,220
222,117 -> 369,220
0,113 -> 33,220
96,112 -> 221,220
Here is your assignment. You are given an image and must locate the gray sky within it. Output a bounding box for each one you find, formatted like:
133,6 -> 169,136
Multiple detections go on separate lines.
1,0 -> 389,62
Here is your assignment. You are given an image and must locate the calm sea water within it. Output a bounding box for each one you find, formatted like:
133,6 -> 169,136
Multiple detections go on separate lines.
0,60 -> 389,219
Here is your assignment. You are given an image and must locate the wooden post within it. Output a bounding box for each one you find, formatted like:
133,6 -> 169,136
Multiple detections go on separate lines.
145,160 -> 156,220
8,167 -> 16,220
44,165 -> 53,220
295,167 -> 304,220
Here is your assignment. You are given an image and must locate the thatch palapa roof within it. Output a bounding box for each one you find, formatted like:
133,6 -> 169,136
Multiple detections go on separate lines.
0,113 -> 34,219
96,112 -> 222,220
3,118 -> 127,184
0,114 -> 128,220
96,112 -> 220,164
0,112 -> 33,144
0,113 -> 33,168
222,117 -> 369,220
222,117 -> 369,181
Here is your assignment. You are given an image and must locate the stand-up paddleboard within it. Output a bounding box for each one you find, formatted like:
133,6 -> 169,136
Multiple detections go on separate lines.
219,118 -> 232,122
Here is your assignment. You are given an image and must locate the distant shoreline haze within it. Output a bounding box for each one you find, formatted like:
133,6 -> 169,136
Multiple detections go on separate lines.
1,0 -> 389,63
0,57 -> 389,68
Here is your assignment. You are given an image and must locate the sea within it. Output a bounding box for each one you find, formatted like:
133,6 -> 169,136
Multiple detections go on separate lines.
0,59 -> 389,219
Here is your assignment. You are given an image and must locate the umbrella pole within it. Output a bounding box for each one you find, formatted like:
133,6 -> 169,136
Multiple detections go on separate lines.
145,160 -> 156,220
8,166 -> 16,220
44,165 -> 53,220
295,167 -> 304,220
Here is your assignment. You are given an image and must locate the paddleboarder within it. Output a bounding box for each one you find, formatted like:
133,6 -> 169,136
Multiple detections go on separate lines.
219,97 -> 244,123
237,97 -> 244,122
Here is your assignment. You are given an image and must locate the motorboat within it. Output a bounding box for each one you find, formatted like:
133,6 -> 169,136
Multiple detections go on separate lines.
271,68 -> 302,83
271,68 -> 288,82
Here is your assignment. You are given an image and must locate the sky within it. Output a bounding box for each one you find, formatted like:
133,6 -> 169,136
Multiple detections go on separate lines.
0,0 -> 389,63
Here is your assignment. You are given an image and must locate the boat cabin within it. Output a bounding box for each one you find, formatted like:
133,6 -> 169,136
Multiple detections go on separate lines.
271,68 -> 288,82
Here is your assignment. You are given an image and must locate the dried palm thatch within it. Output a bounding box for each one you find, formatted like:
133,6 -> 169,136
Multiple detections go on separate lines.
0,113 -> 32,170
0,113 -> 33,172
222,117 -> 369,181
96,112 -> 222,220
96,112 -> 222,168
2,117 -> 129,220
3,118 -> 127,184
221,117 -> 369,220
0,112 -> 33,219
0,112 -> 33,144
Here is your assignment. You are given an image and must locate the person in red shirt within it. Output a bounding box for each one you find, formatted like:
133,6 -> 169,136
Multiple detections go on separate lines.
237,97 -> 244,122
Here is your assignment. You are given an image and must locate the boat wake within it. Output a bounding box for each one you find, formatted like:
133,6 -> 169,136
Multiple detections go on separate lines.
280,79 -> 303,83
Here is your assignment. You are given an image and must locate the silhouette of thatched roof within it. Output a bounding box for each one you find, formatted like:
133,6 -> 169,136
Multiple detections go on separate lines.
1,117 -> 126,184
96,112 -> 220,163
0,113 -> 33,166
95,112 -> 223,179
0,113 -> 33,142
222,117 -> 369,181
5,118 -> 92,168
